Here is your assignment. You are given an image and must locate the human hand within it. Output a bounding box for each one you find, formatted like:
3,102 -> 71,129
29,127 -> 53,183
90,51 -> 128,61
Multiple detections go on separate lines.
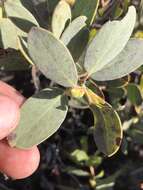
0,81 -> 40,180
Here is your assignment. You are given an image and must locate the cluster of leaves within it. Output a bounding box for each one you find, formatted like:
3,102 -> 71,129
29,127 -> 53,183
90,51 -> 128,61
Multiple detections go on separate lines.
0,0 -> 143,160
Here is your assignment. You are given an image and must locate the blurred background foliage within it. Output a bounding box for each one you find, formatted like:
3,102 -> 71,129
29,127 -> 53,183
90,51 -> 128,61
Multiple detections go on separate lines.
0,0 -> 143,190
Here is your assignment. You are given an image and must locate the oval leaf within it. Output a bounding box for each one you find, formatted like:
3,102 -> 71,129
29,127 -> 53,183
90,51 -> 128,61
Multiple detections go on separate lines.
28,27 -> 78,87
52,0 -> 71,38
84,6 -> 136,75
8,88 -> 68,149
86,89 -> 123,157
92,105 -> 122,157
91,39 -> 143,81
4,0 -> 39,33
61,16 -> 87,45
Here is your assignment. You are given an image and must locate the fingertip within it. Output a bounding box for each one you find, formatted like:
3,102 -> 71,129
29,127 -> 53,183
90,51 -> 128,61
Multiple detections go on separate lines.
0,81 -> 25,107
0,141 -> 40,179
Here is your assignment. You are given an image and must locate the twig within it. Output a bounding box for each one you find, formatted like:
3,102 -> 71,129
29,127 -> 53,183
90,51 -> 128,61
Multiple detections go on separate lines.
31,65 -> 41,93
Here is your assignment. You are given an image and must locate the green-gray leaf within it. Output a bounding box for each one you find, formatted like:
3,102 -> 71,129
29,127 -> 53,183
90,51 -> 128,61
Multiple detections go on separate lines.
91,104 -> 122,157
0,18 -> 18,49
61,16 -> 87,45
8,88 -> 68,149
72,0 -> 100,25
84,6 -> 136,75
4,0 -> 39,33
92,39 -> 143,81
86,89 -> 122,157
52,0 -> 71,38
28,27 -> 78,87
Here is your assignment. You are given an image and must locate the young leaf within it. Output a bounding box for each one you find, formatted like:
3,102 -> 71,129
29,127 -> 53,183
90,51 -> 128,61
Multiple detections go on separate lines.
52,0 -> 71,38
8,88 -> 68,149
91,39 -> 143,81
84,6 -> 136,75
28,27 -> 78,87
86,89 -> 123,157
72,0 -> 100,25
70,149 -> 89,162
61,16 -> 87,45
4,0 -> 39,33
69,80 -> 105,109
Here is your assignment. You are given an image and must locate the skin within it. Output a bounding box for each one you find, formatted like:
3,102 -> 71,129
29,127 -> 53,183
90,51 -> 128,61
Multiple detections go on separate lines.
0,140 -> 40,179
0,95 -> 20,140
0,81 -> 40,179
